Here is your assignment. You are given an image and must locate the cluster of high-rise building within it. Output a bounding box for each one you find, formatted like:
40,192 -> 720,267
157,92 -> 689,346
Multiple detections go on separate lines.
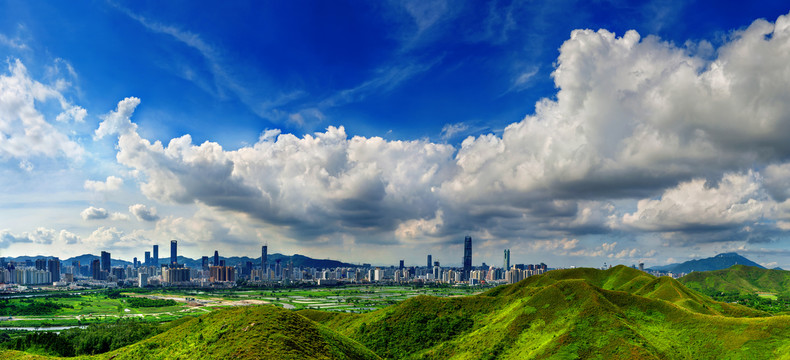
371,240 -> 547,285
0,236 -> 550,290
0,257 -> 62,285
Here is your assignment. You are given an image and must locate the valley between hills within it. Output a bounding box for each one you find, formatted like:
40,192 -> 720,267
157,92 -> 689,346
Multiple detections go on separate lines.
3,265 -> 790,359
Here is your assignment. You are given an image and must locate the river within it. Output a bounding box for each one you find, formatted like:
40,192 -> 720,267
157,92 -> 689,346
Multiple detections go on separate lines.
0,325 -> 87,332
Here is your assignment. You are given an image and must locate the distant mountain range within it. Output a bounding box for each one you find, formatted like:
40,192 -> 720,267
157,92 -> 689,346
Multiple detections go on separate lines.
649,252 -> 764,274
1,253 -> 359,269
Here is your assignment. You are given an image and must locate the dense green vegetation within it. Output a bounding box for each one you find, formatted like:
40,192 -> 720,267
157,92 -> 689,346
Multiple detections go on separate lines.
0,300 -> 73,316
354,297 -> 478,358
705,291 -> 790,313
304,266 -> 789,359
0,319 -> 176,356
123,298 -> 178,308
678,265 -> 790,313
3,266 -> 790,359
680,264 -> 790,296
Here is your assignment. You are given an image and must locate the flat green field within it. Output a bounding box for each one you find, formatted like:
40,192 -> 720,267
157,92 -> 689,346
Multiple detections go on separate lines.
0,285 -> 486,328
758,293 -> 779,300
195,285 -> 484,311
0,292 -> 197,327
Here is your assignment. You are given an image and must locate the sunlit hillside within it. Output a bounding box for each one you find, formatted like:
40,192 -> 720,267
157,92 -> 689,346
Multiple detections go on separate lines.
4,266 -> 790,359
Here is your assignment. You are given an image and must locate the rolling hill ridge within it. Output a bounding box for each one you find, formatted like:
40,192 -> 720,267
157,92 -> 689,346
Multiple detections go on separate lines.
304,265 -> 786,359
3,265 -> 790,359
680,264 -> 790,296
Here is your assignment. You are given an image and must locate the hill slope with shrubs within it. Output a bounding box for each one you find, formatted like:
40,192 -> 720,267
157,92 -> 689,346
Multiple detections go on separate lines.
4,265 -> 790,359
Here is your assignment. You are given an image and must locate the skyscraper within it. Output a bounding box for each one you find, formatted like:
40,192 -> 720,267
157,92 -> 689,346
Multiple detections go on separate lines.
144,251 -> 151,266
91,259 -> 101,280
48,258 -> 60,283
462,236 -> 472,281
261,245 -> 268,274
427,254 -> 432,269
170,240 -> 177,266
153,245 -> 159,266
504,249 -> 510,270
101,251 -> 111,273
213,250 -> 219,266
275,259 -> 282,278
202,256 -> 209,270
399,260 -> 404,271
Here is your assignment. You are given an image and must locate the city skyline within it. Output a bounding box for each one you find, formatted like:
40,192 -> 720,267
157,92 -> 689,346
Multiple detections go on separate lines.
0,235 -> 554,288
2,2 -> 790,269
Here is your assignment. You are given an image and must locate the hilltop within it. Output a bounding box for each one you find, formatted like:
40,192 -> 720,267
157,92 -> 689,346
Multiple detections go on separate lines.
651,252 -> 764,274
1,306 -> 380,360
304,266 -> 787,359
680,264 -> 790,296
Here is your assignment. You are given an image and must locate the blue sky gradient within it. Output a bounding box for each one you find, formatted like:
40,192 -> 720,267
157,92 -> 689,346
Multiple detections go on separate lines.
2,1 -> 790,269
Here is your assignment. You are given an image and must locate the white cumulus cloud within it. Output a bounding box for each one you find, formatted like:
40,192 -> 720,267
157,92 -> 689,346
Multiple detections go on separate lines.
84,176 -> 124,192
621,171 -> 772,232
93,11 -> 790,249
81,206 -> 109,220
0,59 -> 83,161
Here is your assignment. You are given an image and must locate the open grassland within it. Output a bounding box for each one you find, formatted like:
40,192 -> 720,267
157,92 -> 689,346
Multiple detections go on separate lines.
119,285 -> 484,313
758,293 -> 779,300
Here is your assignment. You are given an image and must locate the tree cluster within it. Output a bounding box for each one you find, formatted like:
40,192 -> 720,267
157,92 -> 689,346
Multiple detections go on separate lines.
0,299 -> 72,316
0,319 -> 164,356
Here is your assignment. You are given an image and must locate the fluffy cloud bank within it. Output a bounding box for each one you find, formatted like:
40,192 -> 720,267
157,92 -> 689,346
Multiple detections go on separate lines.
0,228 -> 79,248
94,12 -> 790,250
622,172 -> 771,233
0,60 -> 84,163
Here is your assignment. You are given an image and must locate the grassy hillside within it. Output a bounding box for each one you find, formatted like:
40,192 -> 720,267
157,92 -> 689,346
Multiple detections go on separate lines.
1,306 -> 380,360
304,266 -> 788,359
4,265 -> 790,359
680,264 -> 790,296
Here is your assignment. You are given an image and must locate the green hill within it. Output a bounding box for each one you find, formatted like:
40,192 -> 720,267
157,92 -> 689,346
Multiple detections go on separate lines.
4,265 -> 790,359
680,264 -> 790,296
304,266 -> 788,359
1,306 -> 380,360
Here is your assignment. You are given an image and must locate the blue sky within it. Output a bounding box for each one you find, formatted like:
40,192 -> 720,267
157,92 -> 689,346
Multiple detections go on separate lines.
2,1 -> 790,269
